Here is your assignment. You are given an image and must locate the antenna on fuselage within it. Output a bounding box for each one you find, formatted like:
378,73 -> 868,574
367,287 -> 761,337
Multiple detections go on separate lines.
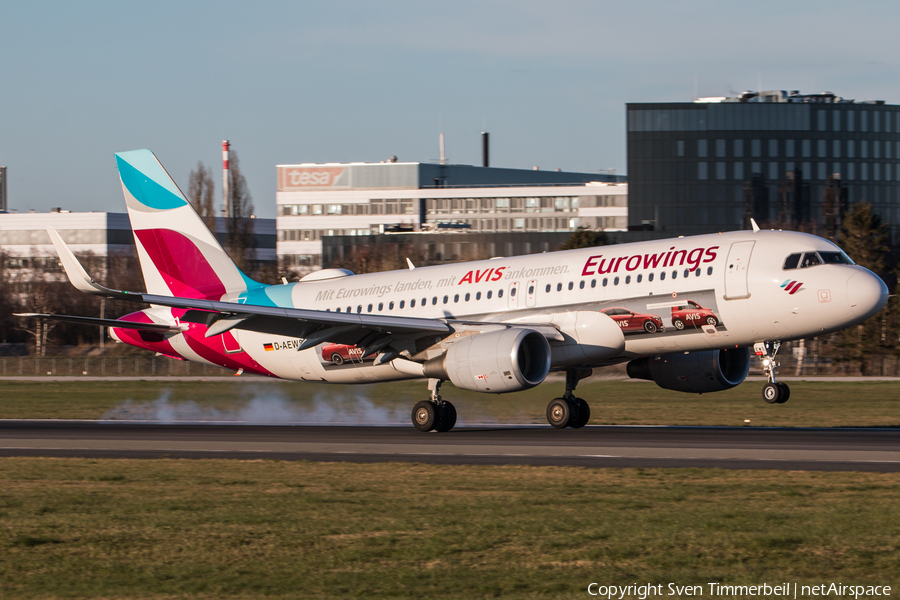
406,258 -> 416,270
750,218 -> 760,232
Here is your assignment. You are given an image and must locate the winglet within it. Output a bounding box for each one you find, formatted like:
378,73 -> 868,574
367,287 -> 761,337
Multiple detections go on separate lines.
46,226 -> 130,299
750,218 -> 760,232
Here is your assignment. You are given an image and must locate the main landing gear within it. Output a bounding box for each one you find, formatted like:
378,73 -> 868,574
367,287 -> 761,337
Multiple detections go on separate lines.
755,341 -> 790,404
546,368 -> 593,429
412,379 -> 457,432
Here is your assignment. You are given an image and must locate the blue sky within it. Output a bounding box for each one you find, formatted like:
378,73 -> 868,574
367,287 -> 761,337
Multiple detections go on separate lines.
2,0 -> 899,218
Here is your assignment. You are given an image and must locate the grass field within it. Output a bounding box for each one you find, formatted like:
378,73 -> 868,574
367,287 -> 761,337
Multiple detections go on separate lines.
1,379 -> 899,427
0,458 -> 898,599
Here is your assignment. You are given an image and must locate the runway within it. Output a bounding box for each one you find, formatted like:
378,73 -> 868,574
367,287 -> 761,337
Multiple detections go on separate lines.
2,420 -> 900,471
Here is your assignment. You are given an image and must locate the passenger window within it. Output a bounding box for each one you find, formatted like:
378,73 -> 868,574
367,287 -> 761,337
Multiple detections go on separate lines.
783,253 -> 801,269
683,269 -> 690,278
625,276 -> 631,284
378,303 -> 383,311
648,273 -> 654,282
464,293 -> 470,301
347,306 -> 351,313
511,287 -> 517,297
367,304 -> 373,312
557,283 -> 562,292
579,281 -> 585,289
602,278 -> 608,286
357,306 -> 362,313
614,277 -> 620,285
707,267 -> 713,275
336,307 -> 341,312
695,269 -> 700,277
389,301 -> 394,310
545,284 -> 551,293
498,289 -> 504,298
422,297 -> 427,306
453,294 -> 459,303
443,295 -> 449,304
637,274 -> 642,283
432,297 -> 438,305
400,300 -> 405,309
660,272 -> 666,280
528,286 -> 534,295
591,279 -> 596,288
476,292 -> 482,300
800,253 -> 822,268
487,291 -> 492,299
411,299 -> 416,308
672,271 -> 678,279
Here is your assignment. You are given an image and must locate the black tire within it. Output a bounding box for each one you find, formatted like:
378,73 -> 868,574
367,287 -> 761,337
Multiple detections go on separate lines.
412,400 -> 437,432
434,401 -> 457,432
330,353 -> 344,365
705,316 -> 718,326
762,382 -> 781,404
673,319 -> 685,330
546,398 -> 572,429
569,398 -> 591,429
643,320 -> 658,334
776,383 -> 790,404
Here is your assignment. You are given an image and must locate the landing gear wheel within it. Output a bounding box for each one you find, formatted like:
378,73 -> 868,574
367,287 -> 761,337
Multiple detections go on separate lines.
434,401 -> 457,432
673,319 -> 685,330
547,398 -> 573,429
643,321 -> 658,334
776,383 -> 790,404
762,382 -> 781,404
330,353 -> 344,365
412,400 -> 438,432
569,398 -> 591,429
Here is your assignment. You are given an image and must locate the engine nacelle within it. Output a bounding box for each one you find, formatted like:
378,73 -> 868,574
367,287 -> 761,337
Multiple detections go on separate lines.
424,328 -> 551,393
626,347 -> 751,394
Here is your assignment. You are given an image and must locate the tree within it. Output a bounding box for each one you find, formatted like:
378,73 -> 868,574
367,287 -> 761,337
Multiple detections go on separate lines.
839,202 -> 889,276
187,162 -> 216,232
829,202 -> 895,374
225,151 -> 257,273
558,227 -> 609,250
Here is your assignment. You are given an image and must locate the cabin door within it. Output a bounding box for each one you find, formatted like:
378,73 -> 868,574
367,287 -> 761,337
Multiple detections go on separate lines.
723,241 -> 755,300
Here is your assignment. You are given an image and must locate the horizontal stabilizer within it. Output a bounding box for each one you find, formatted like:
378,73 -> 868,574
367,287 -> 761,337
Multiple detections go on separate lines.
14,313 -> 179,331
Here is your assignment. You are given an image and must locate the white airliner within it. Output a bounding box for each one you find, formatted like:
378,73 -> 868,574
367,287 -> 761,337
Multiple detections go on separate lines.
21,150 -> 889,432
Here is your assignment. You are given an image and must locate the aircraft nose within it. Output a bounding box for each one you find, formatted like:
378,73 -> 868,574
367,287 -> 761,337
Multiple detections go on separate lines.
846,269 -> 889,322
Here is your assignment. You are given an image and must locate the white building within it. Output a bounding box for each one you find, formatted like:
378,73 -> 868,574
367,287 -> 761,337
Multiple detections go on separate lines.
276,161 -> 627,273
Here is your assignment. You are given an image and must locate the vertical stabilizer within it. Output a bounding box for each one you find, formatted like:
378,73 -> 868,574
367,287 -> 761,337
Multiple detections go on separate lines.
115,149 -> 260,300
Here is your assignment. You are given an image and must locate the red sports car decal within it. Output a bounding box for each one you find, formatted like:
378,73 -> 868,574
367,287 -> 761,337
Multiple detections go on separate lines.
671,300 -> 719,330
321,343 -> 372,365
600,307 -> 665,334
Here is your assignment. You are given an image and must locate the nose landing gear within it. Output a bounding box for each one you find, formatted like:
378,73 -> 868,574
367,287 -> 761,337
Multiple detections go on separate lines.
412,379 -> 457,432
546,368 -> 592,429
755,342 -> 790,404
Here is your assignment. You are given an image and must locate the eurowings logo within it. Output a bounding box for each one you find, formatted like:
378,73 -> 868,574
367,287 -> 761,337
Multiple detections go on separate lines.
781,280 -> 804,295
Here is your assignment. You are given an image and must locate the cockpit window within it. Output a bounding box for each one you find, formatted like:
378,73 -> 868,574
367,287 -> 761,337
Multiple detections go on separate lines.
819,251 -> 854,265
783,253 -> 801,270
800,253 -> 822,268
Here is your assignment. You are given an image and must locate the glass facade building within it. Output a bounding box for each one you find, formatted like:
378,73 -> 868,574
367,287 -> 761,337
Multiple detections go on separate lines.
627,91 -> 900,240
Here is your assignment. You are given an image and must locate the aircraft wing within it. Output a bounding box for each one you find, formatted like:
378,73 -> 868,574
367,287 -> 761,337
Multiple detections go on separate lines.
46,226 -> 452,346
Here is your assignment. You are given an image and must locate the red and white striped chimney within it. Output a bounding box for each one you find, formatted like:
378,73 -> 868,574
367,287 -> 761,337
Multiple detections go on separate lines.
222,140 -> 230,218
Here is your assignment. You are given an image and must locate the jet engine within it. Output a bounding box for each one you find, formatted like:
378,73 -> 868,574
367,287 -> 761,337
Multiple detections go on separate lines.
626,347 -> 751,394
424,328 -> 551,393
